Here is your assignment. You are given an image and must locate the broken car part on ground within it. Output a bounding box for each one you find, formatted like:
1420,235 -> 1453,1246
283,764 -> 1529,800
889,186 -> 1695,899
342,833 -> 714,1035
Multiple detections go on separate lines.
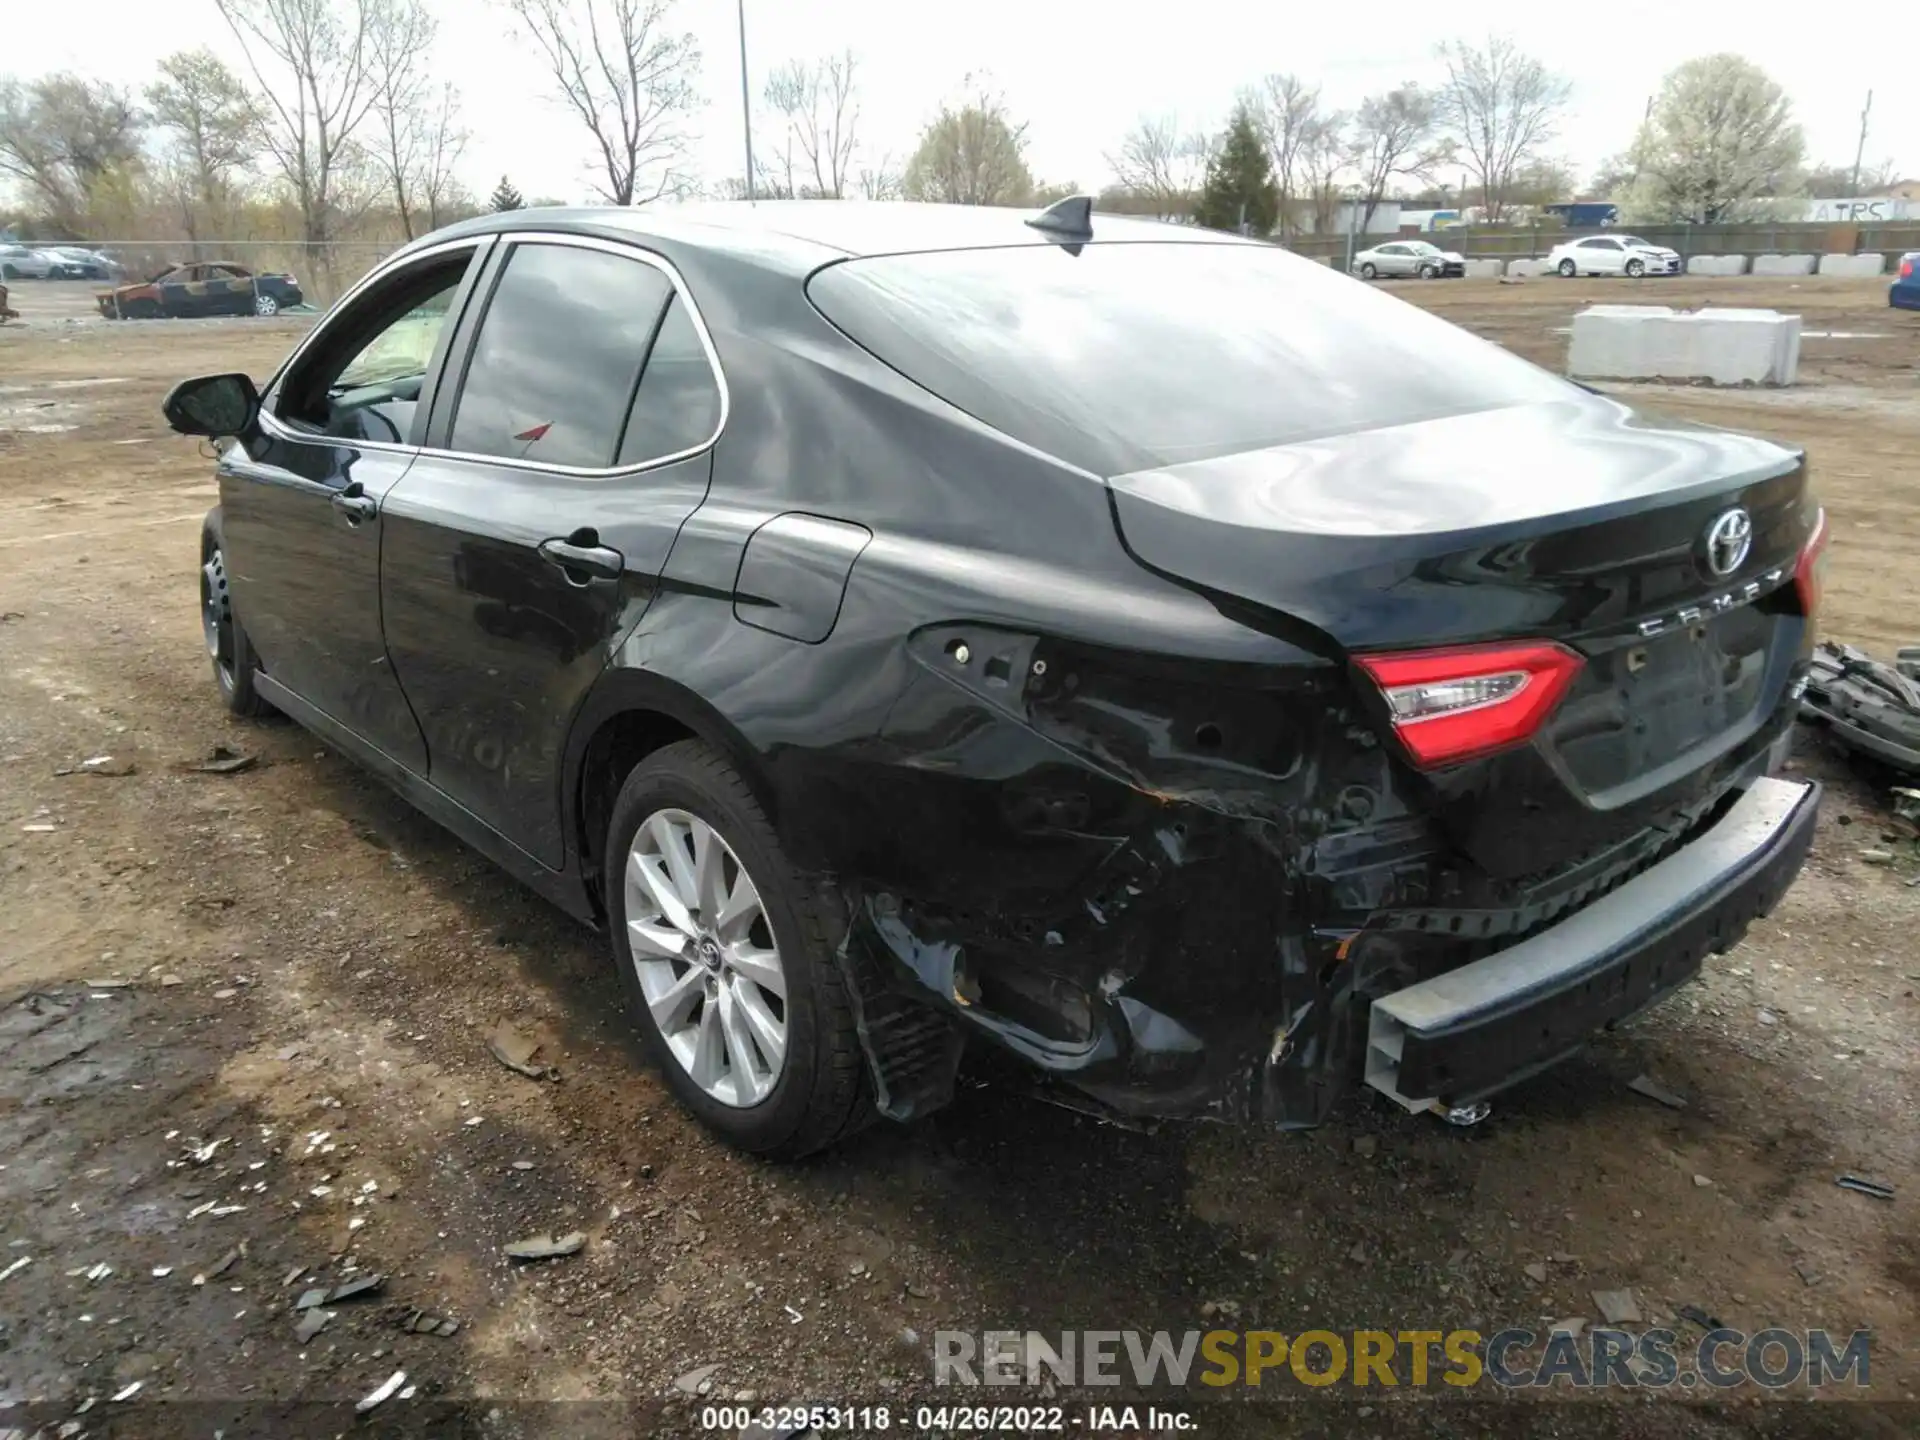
1801,640 -> 1920,775
164,199 -> 1827,1157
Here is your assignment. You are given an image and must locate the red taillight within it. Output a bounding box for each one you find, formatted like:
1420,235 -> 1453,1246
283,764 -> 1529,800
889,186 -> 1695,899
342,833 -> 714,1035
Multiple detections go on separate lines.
1355,641 -> 1585,769
1902,258 -> 1914,279
1794,507 -> 1828,619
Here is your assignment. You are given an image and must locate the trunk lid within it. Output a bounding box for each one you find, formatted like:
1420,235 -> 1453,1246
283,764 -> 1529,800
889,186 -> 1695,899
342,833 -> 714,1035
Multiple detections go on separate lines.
1108,395 -> 1817,877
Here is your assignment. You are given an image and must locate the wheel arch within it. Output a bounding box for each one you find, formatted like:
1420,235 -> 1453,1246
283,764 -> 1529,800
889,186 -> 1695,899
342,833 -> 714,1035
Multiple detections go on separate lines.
564,667 -> 778,920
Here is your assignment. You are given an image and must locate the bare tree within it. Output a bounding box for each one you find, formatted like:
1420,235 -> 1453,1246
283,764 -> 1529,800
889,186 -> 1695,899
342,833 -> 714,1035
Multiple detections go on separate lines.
1298,111 -> 1352,234
365,0 -> 436,238
415,82 -> 470,229
855,157 -> 901,200
902,86 -> 1033,206
763,51 -> 860,199
1250,74 -> 1324,236
1503,156 -> 1576,209
1353,83 -> 1451,229
147,50 -> 262,244
1805,157 -> 1898,198
0,75 -> 145,232
506,0 -> 699,205
1586,153 -> 1636,201
1105,113 -> 1211,220
1434,37 -> 1570,222
216,0 -> 382,252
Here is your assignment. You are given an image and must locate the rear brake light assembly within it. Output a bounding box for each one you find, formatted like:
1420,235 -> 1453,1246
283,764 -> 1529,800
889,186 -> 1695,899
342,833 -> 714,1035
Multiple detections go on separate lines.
1793,507 -> 1828,618
1902,258 -> 1914,279
1355,641 -> 1585,769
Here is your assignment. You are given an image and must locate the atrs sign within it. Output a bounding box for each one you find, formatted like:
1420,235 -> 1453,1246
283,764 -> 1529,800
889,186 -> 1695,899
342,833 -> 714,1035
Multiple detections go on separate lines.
1803,197 -> 1916,223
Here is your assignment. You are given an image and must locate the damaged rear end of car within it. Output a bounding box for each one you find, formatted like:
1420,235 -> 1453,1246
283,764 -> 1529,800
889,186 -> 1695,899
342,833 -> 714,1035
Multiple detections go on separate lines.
805,233 -> 1825,1130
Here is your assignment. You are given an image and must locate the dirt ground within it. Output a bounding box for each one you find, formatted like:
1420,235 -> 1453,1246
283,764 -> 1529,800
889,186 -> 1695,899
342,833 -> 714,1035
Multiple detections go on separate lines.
1,276 -> 1917,1439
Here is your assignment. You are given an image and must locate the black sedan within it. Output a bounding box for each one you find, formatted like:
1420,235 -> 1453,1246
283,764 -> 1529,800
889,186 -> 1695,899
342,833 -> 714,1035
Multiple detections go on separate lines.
163,200 -> 1825,1157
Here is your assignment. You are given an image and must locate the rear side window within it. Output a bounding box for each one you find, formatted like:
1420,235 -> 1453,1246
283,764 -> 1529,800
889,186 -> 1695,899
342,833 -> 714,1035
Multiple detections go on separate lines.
616,296 -> 724,465
450,242 -> 674,469
806,241 -> 1576,476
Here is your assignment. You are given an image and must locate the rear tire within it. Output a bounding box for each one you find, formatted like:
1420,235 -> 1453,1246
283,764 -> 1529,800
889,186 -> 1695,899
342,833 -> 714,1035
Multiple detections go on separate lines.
201,513 -> 272,718
253,293 -> 280,317
1359,262 -> 1377,280
605,740 -> 872,1159
1558,258 -> 1577,277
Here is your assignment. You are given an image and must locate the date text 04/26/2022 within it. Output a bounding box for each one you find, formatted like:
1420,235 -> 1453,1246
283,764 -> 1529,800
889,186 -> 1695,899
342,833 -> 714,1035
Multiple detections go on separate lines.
698,1404 -> 1196,1431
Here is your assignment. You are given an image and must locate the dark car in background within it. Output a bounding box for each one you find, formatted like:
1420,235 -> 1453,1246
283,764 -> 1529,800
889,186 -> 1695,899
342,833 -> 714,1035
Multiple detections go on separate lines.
162,200 -> 1826,1159
101,261 -> 303,319
1893,253 -> 1920,311
47,246 -> 121,280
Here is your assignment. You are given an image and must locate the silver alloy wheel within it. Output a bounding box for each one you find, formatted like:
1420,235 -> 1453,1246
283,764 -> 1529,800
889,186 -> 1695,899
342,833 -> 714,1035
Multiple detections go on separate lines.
254,292 -> 279,316
624,807 -> 788,1107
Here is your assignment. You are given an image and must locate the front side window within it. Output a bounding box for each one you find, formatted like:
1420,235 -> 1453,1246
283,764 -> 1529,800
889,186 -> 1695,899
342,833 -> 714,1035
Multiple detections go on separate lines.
449,242 -> 675,469
276,249 -> 477,445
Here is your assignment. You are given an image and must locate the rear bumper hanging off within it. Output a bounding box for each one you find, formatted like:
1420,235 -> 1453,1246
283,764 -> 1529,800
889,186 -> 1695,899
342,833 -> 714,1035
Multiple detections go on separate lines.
1364,776 -> 1819,1113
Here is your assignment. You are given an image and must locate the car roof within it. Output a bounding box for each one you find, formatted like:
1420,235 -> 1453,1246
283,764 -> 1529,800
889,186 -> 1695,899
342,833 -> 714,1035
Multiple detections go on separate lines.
423,199 -> 1250,275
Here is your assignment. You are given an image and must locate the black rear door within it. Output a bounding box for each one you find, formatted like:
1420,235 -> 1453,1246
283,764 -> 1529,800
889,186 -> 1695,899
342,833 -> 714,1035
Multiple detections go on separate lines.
378,234 -> 726,869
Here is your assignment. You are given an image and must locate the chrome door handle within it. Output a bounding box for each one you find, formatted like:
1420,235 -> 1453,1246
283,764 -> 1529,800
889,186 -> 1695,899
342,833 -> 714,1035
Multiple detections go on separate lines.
538,537 -> 624,583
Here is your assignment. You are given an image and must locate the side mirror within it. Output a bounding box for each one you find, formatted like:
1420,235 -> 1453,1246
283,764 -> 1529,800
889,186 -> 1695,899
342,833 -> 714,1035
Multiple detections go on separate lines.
163,372 -> 260,438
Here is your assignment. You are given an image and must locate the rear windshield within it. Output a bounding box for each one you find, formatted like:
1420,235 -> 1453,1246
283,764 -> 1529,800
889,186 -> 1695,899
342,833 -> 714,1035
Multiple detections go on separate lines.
807,240 -> 1577,475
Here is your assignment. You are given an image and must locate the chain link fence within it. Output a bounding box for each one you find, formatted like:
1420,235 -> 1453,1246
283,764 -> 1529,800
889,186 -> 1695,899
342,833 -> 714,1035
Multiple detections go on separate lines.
1283,220 -> 1920,266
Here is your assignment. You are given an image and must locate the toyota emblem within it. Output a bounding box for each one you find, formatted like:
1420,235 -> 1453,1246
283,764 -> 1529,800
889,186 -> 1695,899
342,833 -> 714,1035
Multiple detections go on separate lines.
1703,508 -> 1753,578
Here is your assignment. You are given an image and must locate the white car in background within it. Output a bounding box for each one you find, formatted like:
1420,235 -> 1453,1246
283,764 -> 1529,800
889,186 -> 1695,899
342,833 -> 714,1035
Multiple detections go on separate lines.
1352,239 -> 1467,280
0,244 -> 57,280
1548,234 -> 1682,278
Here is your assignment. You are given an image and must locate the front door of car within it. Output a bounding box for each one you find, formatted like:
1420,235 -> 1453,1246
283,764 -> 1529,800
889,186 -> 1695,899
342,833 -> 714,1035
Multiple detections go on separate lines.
218,238 -> 493,774
378,235 -> 726,869
1588,239 -> 1622,273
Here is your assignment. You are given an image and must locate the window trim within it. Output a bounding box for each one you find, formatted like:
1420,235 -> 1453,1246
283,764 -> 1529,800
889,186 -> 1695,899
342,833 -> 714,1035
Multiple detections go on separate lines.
427,231 -> 730,478
257,235 -> 494,457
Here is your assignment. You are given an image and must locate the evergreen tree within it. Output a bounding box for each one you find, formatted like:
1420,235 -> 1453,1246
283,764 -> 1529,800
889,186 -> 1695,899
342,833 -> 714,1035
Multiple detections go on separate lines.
1194,107 -> 1279,236
489,175 -> 526,212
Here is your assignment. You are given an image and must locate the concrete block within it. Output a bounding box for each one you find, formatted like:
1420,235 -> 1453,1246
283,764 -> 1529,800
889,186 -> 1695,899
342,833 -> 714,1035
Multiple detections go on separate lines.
1461,258 -> 1505,278
1506,257 -> 1554,277
1750,253 -> 1817,277
1568,304 -> 1801,386
1686,254 -> 1749,276
1816,252 -> 1886,277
